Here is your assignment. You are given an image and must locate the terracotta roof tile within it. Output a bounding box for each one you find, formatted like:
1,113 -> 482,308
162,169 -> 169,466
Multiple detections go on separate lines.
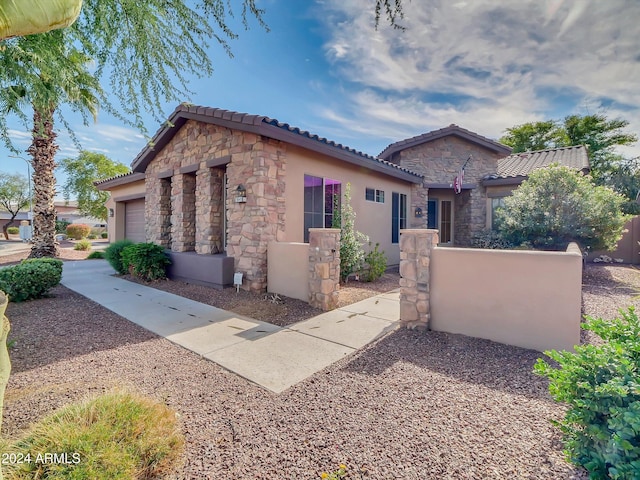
130,104 -> 423,183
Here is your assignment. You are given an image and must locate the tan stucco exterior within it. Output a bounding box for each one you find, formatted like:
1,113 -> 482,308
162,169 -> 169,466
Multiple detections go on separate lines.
102,179 -> 146,242
429,244 -> 582,352
267,241 -> 309,301
284,145 -> 413,265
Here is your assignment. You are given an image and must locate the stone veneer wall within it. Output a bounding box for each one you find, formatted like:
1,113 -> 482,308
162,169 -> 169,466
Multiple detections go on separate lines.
392,136 -> 503,245
171,172 -> 196,252
145,120 -> 286,292
195,167 -> 224,254
399,229 -> 439,329
308,228 -> 341,311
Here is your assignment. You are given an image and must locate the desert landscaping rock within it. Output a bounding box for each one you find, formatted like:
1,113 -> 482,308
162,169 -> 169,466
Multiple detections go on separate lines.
3,262 -> 636,478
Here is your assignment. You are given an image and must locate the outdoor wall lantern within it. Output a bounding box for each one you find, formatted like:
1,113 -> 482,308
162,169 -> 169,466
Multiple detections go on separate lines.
235,184 -> 247,203
414,207 -> 423,218
108,208 -> 114,217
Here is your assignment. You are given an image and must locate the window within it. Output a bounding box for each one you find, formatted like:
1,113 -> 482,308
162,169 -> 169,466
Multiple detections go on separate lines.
391,192 -> 407,243
491,197 -> 506,230
366,187 -> 385,203
440,200 -> 452,243
304,175 -> 341,242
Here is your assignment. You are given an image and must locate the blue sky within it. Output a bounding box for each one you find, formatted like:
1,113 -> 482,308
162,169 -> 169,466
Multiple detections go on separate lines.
3,0 -> 640,193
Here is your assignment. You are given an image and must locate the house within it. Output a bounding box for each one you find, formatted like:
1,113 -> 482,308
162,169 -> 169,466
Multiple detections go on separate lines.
379,127 -> 589,244
97,104 -> 590,291
96,104 -> 425,291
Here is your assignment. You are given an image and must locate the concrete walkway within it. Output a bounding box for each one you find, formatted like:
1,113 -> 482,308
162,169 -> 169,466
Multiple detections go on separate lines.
61,260 -> 400,393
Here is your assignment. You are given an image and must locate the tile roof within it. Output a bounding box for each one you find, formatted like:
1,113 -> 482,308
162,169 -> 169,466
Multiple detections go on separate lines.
94,171 -> 144,189
378,124 -> 512,159
490,145 -> 590,179
129,104 -> 423,184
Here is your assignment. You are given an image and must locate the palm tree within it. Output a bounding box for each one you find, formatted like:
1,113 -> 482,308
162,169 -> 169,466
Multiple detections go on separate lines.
0,31 -> 101,257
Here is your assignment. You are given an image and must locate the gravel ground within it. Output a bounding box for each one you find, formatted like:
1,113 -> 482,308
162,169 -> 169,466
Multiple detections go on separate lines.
3,262 -> 637,479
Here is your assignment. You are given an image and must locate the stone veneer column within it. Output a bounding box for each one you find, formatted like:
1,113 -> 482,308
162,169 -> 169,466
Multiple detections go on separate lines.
171,173 -> 196,252
399,229 -> 439,329
195,167 -> 224,254
308,228 -> 341,311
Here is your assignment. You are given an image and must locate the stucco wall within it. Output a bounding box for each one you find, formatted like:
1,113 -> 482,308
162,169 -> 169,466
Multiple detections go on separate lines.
105,180 -> 146,241
394,136 -> 505,245
284,145 -> 415,265
429,244 -> 582,351
267,241 -> 309,301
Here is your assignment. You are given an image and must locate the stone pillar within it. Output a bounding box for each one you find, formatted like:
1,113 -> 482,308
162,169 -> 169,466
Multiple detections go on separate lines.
171,173 -> 196,252
195,167 -> 224,254
158,177 -> 172,248
399,229 -> 439,330
308,228 -> 340,311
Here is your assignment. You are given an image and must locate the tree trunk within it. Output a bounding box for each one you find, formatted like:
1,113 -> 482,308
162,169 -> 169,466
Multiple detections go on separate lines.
0,291 -> 11,480
27,106 -> 59,258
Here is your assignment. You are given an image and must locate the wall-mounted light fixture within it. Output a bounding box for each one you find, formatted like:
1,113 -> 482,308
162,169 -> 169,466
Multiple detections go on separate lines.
108,208 -> 114,217
414,207 -> 423,218
235,184 -> 247,203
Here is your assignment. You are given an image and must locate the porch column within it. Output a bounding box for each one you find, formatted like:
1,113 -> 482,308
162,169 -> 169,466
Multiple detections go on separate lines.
195,167 -> 225,254
399,229 -> 439,330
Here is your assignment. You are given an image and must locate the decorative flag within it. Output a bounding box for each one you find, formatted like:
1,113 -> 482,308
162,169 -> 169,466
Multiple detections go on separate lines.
453,165 -> 464,194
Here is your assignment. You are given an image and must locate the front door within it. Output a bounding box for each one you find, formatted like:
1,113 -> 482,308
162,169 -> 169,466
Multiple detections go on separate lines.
427,198 -> 453,245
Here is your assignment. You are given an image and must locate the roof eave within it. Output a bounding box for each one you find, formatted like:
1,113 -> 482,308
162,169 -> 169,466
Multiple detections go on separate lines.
94,172 -> 146,190
482,176 -> 528,187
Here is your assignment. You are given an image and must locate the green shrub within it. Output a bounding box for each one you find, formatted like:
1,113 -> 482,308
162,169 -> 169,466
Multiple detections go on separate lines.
6,226 -> 19,235
74,239 -> 92,251
55,219 -> 70,234
3,390 -> 184,480
100,232 -> 108,239
87,234 -> 97,240
20,257 -> 63,277
332,183 -> 368,281
104,239 -> 134,274
87,251 -> 105,259
534,307 -> 640,479
0,259 -> 62,302
121,243 -> 170,281
498,165 -> 629,251
66,223 -> 91,240
471,230 -> 515,249
363,242 -> 387,282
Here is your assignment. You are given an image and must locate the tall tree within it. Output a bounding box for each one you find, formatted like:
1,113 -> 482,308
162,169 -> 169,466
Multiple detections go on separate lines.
1,30 -> 101,257
499,120 -> 565,152
60,151 -> 130,221
0,172 -> 29,240
563,114 -> 637,180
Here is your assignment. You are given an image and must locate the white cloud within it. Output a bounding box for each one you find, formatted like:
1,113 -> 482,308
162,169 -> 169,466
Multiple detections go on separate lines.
316,0 -> 640,156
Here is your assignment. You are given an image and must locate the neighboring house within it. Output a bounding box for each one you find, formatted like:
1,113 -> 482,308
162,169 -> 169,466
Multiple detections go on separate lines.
379,127 -> 589,244
55,201 -> 106,227
96,104 -> 590,291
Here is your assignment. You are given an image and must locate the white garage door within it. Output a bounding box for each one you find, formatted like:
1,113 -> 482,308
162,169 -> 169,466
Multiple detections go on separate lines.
124,199 -> 145,243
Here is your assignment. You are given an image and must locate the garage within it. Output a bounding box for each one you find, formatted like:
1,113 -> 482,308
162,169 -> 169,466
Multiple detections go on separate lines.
124,198 -> 145,243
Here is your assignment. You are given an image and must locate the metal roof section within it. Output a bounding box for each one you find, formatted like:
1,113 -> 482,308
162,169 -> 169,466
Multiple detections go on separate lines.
489,145 -> 590,180
130,104 -> 424,184
378,124 -> 512,159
